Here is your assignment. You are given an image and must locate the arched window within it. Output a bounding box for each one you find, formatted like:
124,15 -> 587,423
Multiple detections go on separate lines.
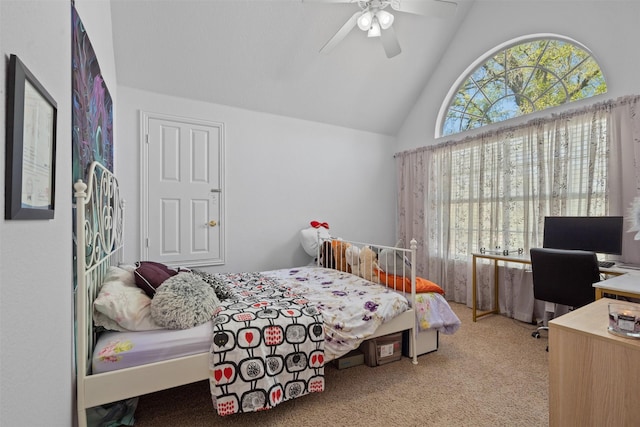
439,35 -> 607,137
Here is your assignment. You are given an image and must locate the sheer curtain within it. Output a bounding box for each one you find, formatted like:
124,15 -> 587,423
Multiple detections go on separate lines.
609,96 -> 640,264
396,95 -> 640,321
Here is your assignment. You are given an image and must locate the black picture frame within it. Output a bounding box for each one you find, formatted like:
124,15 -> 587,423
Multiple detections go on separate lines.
5,54 -> 57,219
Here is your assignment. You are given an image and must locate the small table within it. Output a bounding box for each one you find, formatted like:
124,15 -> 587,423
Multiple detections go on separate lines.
593,270 -> 640,300
471,252 -> 531,322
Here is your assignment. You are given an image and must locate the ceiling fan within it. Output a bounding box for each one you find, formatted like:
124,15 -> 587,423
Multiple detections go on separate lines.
310,0 -> 458,58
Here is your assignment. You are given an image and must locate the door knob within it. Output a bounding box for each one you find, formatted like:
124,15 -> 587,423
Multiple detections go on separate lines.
208,220 -> 217,227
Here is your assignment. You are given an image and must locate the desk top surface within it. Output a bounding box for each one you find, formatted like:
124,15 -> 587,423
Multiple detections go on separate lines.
471,252 -> 531,263
472,252 -> 640,278
593,270 -> 640,291
549,298 -> 640,349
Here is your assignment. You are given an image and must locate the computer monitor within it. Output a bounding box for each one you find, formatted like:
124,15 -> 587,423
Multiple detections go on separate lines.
542,216 -> 624,255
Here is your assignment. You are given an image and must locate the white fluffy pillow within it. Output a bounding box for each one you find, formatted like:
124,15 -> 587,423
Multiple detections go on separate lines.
93,266 -> 163,331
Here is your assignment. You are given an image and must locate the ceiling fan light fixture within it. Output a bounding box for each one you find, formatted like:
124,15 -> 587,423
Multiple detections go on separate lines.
376,10 -> 394,29
357,11 -> 373,31
367,19 -> 381,38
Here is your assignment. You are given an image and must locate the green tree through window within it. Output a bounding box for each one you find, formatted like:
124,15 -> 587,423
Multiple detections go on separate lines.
441,36 -> 607,136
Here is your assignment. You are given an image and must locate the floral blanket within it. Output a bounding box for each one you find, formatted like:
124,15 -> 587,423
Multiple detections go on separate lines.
262,267 -> 410,360
264,267 -> 461,358
209,272 -> 325,416
408,292 -> 461,334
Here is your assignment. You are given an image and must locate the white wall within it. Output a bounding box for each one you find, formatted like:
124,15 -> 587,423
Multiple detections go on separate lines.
0,1 -> 116,425
397,0 -> 640,151
0,1 -> 73,425
118,87 -> 398,272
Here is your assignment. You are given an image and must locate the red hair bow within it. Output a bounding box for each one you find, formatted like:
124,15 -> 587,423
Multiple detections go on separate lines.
310,221 -> 329,229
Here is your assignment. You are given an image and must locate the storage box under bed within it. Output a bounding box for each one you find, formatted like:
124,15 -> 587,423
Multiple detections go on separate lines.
402,329 -> 439,358
360,332 -> 403,367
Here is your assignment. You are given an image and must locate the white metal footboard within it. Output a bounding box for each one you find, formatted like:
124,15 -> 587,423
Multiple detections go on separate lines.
317,236 -> 419,365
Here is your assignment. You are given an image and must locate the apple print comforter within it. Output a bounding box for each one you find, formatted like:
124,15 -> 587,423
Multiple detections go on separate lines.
208,266 -> 410,415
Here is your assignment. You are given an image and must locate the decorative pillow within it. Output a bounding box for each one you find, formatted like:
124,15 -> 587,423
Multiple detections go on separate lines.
150,272 -> 220,329
134,261 -> 178,297
105,264 -> 136,285
189,269 -> 234,301
118,264 -> 137,274
94,266 -> 163,331
375,269 -> 445,295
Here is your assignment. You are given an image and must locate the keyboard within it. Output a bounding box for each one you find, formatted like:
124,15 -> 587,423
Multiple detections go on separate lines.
598,260 -> 615,268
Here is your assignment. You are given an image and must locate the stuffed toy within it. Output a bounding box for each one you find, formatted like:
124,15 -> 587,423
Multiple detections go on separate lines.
331,240 -> 352,273
378,246 -> 411,277
320,240 -> 335,269
300,221 -> 331,259
359,246 -> 380,283
345,245 -> 360,276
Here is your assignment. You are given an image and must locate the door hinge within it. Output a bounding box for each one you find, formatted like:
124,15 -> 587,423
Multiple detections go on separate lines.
146,238 -> 149,247
145,134 -> 149,144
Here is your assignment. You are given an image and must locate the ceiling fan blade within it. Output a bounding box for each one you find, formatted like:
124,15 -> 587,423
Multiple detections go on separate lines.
301,0 -> 355,3
390,0 -> 457,18
319,10 -> 361,54
380,26 -> 401,58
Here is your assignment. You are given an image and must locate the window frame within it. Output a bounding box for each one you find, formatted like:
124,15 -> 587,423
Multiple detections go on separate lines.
435,33 -> 607,139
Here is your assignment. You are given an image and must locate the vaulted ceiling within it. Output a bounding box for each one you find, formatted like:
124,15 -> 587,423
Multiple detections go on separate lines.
110,0 -> 474,136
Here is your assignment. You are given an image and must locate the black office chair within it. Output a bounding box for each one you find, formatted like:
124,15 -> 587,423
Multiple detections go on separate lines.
529,248 -> 600,343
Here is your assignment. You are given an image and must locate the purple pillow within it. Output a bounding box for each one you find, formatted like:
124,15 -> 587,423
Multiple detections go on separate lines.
134,261 -> 178,297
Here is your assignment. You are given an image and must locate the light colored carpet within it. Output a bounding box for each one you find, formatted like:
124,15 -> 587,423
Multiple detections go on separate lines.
133,302 -> 549,426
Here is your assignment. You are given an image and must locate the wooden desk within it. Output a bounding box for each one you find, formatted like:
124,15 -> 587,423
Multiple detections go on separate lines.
548,298 -> 640,426
471,252 -> 530,322
471,253 -> 639,322
593,271 -> 640,300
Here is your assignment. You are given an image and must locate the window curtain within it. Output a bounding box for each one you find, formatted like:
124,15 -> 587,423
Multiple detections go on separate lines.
396,95 -> 640,322
609,96 -> 640,264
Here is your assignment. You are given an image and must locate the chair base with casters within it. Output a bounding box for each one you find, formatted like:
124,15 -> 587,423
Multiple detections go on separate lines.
532,313 -> 550,350
532,304 -> 567,338
532,326 -> 547,339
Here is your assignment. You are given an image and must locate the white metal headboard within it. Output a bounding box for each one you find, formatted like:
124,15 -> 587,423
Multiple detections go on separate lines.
74,161 -> 124,380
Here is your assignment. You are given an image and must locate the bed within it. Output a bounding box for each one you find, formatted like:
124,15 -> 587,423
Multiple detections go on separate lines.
75,162 -> 460,426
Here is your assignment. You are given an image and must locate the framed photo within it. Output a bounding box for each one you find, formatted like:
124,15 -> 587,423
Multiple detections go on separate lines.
5,54 -> 57,219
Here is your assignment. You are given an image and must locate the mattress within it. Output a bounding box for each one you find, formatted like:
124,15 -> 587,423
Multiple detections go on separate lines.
92,321 -> 213,374
91,267 -> 460,373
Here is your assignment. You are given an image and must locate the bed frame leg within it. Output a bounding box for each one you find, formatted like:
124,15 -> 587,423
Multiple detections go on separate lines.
78,409 -> 87,427
411,327 -> 418,365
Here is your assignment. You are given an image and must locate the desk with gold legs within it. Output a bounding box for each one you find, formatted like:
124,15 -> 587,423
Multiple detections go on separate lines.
471,252 -> 531,322
472,252 -> 636,322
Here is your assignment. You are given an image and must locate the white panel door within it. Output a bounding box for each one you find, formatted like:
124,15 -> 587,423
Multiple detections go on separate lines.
142,112 -> 224,266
